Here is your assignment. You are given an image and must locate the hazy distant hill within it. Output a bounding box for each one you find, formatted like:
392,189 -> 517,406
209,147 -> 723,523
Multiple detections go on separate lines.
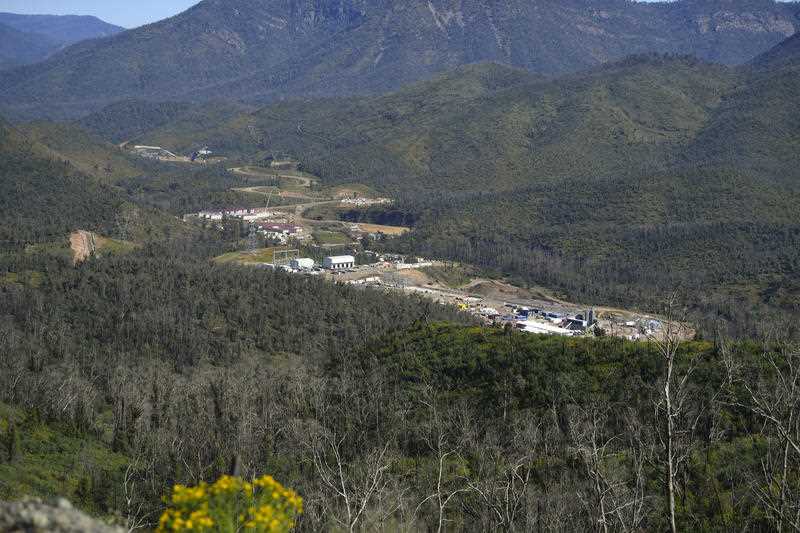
0,12 -> 123,71
1,0 -> 798,119
0,12 -> 123,46
0,22 -> 56,71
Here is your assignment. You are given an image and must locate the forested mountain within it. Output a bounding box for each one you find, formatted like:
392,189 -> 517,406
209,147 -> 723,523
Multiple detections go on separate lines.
753,31 -> 800,66
0,115 -> 193,248
119,46 -> 800,334
0,23 -> 56,71
77,99 -> 254,145
18,121 -> 144,182
1,0 -> 798,119
0,13 -> 122,71
0,118 -> 125,243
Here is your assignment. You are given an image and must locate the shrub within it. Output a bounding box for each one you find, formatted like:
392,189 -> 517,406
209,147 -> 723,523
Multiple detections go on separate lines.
157,474 -> 302,532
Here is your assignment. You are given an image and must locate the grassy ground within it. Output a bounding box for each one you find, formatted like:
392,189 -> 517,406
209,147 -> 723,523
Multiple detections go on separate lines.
303,203 -> 347,221
0,270 -> 44,288
421,264 -> 475,289
0,403 -> 129,514
313,230 -> 351,246
319,183 -> 379,198
214,247 -> 278,265
95,236 -> 138,257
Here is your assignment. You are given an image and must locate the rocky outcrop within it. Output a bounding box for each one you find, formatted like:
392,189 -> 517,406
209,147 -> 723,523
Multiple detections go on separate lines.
0,499 -> 124,533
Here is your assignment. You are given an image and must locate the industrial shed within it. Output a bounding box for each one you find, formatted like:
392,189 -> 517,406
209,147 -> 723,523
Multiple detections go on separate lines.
324,255 -> 355,270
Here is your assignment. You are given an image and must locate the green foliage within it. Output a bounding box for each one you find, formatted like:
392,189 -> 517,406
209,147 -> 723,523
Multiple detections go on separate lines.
0,403 -> 129,515
77,100 -> 195,144
0,119 -> 125,243
3,421 -> 20,463
116,163 -> 298,216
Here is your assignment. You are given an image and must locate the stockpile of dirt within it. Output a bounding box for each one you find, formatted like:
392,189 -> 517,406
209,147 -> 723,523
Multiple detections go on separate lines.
69,230 -> 97,264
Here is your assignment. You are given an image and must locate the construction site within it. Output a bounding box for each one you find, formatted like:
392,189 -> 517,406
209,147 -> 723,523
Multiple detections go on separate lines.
188,161 -> 690,343
184,164 -> 409,248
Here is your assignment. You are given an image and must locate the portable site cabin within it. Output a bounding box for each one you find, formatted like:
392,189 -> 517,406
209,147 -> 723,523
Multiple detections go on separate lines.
323,255 -> 355,270
290,258 -> 315,270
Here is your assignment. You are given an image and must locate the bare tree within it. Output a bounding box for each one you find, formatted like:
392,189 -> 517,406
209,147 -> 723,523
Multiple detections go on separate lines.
567,401 -> 649,533
122,460 -> 154,532
648,297 -> 698,533
412,388 -> 470,533
309,429 -> 393,532
724,343 -> 800,532
461,416 -> 539,532
300,373 -> 402,532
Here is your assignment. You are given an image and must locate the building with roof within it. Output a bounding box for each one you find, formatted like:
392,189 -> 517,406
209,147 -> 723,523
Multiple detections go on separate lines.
324,255 -> 355,270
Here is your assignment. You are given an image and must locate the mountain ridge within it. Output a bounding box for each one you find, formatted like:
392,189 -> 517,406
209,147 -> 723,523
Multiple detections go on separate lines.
0,12 -> 123,72
0,12 -> 123,45
0,22 -> 56,71
2,0 -> 798,119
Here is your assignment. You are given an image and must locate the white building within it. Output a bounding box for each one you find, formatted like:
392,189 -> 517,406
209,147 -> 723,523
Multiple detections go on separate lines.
521,320 -> 575,337
290,258 -> 315,270
324,255 -> 355,270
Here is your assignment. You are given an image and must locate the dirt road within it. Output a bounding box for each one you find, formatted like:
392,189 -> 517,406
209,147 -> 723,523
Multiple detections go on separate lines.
232,186 -> 317,202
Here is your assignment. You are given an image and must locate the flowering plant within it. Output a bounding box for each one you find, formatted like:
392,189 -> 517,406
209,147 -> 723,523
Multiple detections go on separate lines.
157,474 -> 303,532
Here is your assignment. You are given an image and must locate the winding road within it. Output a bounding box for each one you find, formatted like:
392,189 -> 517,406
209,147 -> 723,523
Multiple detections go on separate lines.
229,166 -> 317,188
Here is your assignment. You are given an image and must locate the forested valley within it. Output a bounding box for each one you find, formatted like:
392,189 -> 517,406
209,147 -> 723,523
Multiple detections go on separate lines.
103,51 -> 800,339
3,4 -> 800,531
2,240 -> 800,531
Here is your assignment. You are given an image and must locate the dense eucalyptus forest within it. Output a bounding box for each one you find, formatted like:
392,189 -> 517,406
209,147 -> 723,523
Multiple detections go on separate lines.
1,236 -> 799,531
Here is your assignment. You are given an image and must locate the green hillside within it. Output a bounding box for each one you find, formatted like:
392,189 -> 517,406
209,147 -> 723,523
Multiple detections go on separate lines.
2,233 -> 798,531
19,121 -> 143,181
690,36 -> 800,176
76,100 -> 195,144
0,119 -> 125,243
0,403 -> 129,518
0,117 -> 203,250
2,16 -> 800,529
116,53 -> 800,334
131,57 -> 739,192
